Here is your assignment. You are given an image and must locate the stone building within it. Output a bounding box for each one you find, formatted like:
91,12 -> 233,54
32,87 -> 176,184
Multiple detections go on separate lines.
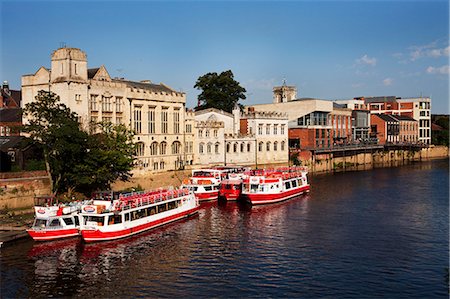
21,47 -> 188,173
193,108 -> 288,167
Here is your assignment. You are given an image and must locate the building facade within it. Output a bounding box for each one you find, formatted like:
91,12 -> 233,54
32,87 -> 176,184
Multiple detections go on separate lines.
364,96 -> 431,144
22,47 -> 188,173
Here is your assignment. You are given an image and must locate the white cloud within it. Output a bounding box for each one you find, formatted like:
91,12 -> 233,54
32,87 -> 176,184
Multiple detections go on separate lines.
356,54 -> 377,66
383,78 -> 393,86
426,65 -> 450,75
409,43 -> 449,61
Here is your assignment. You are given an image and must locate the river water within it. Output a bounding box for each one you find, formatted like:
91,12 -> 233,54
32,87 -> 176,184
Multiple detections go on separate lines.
1,159 -> 448,298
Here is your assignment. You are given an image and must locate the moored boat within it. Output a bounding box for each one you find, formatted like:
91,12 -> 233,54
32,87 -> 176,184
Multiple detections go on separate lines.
218,179 -> 244,201
27,196 -> 83,241
182,167 -> 246,202
241,167 -> 310,205
79,187 -> 199,243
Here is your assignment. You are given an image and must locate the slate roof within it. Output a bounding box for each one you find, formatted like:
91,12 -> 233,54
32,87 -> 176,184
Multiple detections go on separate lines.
374,114 -> 398,122
115,79 -> 175,93
391,115 -> 417,122
88,68 -> 100,79
0,108 -> 22,123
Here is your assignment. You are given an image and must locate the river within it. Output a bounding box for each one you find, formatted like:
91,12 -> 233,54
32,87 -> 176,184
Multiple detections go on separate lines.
1,159 -> 448,298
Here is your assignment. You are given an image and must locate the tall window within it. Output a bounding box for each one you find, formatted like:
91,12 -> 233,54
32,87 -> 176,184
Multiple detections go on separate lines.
258,142 -> 263,152
161,108 -> 168,134
148,107 -> 156,134
266,125 -> 270,135
116,97 -> 123,112
281,141 -> 285,151
206,130 -> 210,138
215,143 -> 220,154
273,125 -> 278,135
214,130 -> 218,137
135,142 -> 145,156
172,141 -> 181,154
102,96 -> 112,112
207,143 -> 212,153
150,142 -> 158,155
281,125 -> 285,135
199,143 -> 204,154
186,124 -> 192,133
134,106 -> 142,134
89,95 -> 98,111
274,141 -> 278,151
199,130 -> 203,138
258,124 -> 263,135
173,109 -> 180,134
160,142 -> 167,155
266,142 -> 271,151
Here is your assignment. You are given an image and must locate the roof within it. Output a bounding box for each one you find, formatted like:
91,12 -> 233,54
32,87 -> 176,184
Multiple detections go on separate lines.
0,108 -> 22,123
374,114 -> 398,122
391,115 -> 417,122
88,68 -> 100,79
0,136 -> 24,151
113,79 -> 176,93
364,96 -> 397,103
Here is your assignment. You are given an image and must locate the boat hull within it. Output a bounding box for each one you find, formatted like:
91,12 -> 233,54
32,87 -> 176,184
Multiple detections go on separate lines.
81,206 -> 200,243
27,228 -> 79,241
195,191 -> 219,202
242,185 -> 310,205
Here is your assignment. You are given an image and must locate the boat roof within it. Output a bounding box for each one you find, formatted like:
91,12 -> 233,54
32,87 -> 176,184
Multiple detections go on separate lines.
221,179 -> 242,184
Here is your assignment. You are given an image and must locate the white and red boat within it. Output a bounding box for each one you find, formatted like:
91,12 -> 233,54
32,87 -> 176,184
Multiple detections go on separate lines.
79,187 -> 199,243
27,196 -> 83,241
241,167 -> 310,205
182,167 -> 247,202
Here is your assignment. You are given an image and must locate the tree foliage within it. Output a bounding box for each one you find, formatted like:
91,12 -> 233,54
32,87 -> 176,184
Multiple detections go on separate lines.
194,70 -> 246,113
22,91 -> 135,196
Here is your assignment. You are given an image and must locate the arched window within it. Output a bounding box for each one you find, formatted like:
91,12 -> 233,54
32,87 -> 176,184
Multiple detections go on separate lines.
214,130 -> 218,137
247,143 -> 251,152
171,141 -> 181,154
206,130 -> 210,137
226,143 -> 231,153
266,141 -> 271,151
199,129 -> 203,138
150,142 -> 158,156
233,143 -> 238,152
274,141 -> 278,151
281,141 -> 286,151
215,142 -> 220,154
199,143 -> 204,154
160,142 -> 167,155
258,142 -> 263,152
240,143 -> 245,152
207,142 -> 212,153
136,142 -> 145,156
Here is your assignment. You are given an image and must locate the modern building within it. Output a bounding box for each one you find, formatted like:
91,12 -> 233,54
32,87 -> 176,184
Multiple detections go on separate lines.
363,96 -> 431,144
334,98 -> 370,142
21,47 -> 188,173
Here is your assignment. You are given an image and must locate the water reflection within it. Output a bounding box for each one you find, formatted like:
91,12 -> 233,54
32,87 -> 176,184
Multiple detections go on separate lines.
1,159 -> 448,298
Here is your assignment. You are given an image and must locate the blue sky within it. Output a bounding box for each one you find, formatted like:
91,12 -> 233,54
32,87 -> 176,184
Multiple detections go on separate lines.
1,0 -> 449,113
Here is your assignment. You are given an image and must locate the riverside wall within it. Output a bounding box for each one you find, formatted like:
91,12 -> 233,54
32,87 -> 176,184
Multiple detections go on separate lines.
0,146 -> 448,211
0,171 -> 51,211
300,145 -> 449,174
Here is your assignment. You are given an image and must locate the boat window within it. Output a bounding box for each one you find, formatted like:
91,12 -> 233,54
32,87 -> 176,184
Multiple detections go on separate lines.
193,187 -> 198,192
285,181 -> 291,189
74,216 -> 80,226
168,201 -> 177,210
62,217 -> 74,226
158,203 -> 167,213
86,215 -> 105,226
125,213 -> 130,221
250,184 -> 258,192
148,206 -> 157,215
298,179 -> 303,186
49,219 -> 61,227
107,214 -> 123,225
204,186 -> 212,191
224,184 -> 232,190
291,180 -> 298,188
34,219 -> 47,228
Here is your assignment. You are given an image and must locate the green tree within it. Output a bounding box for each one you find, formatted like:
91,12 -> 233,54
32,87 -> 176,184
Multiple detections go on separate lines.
194,70 -> 246,113
23,91 -> 136,196
75,121 -> 135,193
22,91 -> 88,194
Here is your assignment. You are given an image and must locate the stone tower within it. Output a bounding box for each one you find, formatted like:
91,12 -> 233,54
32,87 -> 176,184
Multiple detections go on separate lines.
273,81 -> 297,103
50,47 -> 88,83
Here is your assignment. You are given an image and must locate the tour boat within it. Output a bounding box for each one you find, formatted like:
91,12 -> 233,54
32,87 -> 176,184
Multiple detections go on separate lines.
79,187 -> 199,243
218,178 -> 243,201
27,196 -> 83,241
241,167 -> 310,205
182,167 -> 247,202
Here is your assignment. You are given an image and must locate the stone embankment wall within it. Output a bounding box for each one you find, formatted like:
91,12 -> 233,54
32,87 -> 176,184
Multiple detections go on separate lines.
301,145 -> 449,174
0,171 -> 51,211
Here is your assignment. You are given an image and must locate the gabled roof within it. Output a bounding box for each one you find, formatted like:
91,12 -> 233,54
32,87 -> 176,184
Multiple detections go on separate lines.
116,79 -> 175,93
88,68 -> 100,79
194,108 -> 233,118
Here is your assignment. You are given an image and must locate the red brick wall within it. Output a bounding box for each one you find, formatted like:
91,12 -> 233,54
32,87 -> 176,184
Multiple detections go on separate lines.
289,128 -> 315,148
370,115 -> 387,144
